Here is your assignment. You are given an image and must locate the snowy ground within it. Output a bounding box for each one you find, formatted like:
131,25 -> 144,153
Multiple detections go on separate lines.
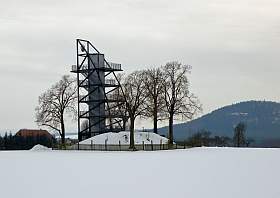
1,147 -> 279,198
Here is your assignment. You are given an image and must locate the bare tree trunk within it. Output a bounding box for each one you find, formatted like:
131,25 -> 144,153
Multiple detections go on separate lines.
154,111 -> 158,134
122,118 -> 128,131
123,121 -> 126,131
153,98 -> 158,134
168,113 -> 174,148
61,117 -> 66,149
129,117 -> 136,150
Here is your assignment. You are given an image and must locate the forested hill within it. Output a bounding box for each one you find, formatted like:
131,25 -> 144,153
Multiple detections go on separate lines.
158,101 -> 280,144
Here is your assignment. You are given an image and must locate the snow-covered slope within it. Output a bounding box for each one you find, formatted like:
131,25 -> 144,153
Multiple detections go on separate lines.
1,148 -> 280,198
80,131 -> 169,144
159,101 -> 280,143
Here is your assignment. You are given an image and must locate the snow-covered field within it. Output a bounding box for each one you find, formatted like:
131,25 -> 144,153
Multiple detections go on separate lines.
80,131 -> 169,145
1,147 -> 279,198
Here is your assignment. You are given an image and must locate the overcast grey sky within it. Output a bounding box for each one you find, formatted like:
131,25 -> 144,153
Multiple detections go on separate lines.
0,0 -> 279,133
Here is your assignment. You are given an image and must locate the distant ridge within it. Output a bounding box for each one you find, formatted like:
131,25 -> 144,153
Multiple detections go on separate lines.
158,101 -> 280,146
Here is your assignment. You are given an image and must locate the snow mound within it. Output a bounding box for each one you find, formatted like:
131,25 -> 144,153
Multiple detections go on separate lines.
80,131 -> 169,145
30,144 -> 51,151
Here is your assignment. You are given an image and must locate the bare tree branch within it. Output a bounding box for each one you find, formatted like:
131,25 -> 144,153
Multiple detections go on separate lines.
35,75 -> 77,146
122,71 -> 146,149
142,68 -> 165,133
162,61 -> 202,145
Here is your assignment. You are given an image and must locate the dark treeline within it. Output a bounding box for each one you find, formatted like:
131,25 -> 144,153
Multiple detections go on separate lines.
0,133 -> 56,150
178,123 -> 254,148
178,130 -> 232,147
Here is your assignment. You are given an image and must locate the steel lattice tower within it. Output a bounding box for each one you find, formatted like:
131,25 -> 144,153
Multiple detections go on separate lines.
71,39 -> 126,141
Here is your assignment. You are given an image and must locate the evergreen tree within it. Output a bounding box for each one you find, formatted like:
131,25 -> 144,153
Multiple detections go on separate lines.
3,132 -> 8,149
0,135 -> 3,149
187,130 -> 211,147
233,122 -> 246,147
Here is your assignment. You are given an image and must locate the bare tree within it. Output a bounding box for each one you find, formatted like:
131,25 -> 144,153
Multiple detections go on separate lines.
162,61 -> 201,146
123,71 -> 146,150
143,68 -> 165,134
35,75 -> 77,146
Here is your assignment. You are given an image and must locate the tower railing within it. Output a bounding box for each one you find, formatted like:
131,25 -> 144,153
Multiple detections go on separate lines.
79,111 -> 122,118
79,79 -> 115,86
72,62 -> 121,72
105,79 -> 116,85
79,93 -> 120,102
105,62 -> 121,70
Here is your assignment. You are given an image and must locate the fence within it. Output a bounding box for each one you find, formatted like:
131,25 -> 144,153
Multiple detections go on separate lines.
63,141 -> 187,151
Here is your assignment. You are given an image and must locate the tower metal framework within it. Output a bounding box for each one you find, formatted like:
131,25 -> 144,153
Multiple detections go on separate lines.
71,39 -> 126,141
